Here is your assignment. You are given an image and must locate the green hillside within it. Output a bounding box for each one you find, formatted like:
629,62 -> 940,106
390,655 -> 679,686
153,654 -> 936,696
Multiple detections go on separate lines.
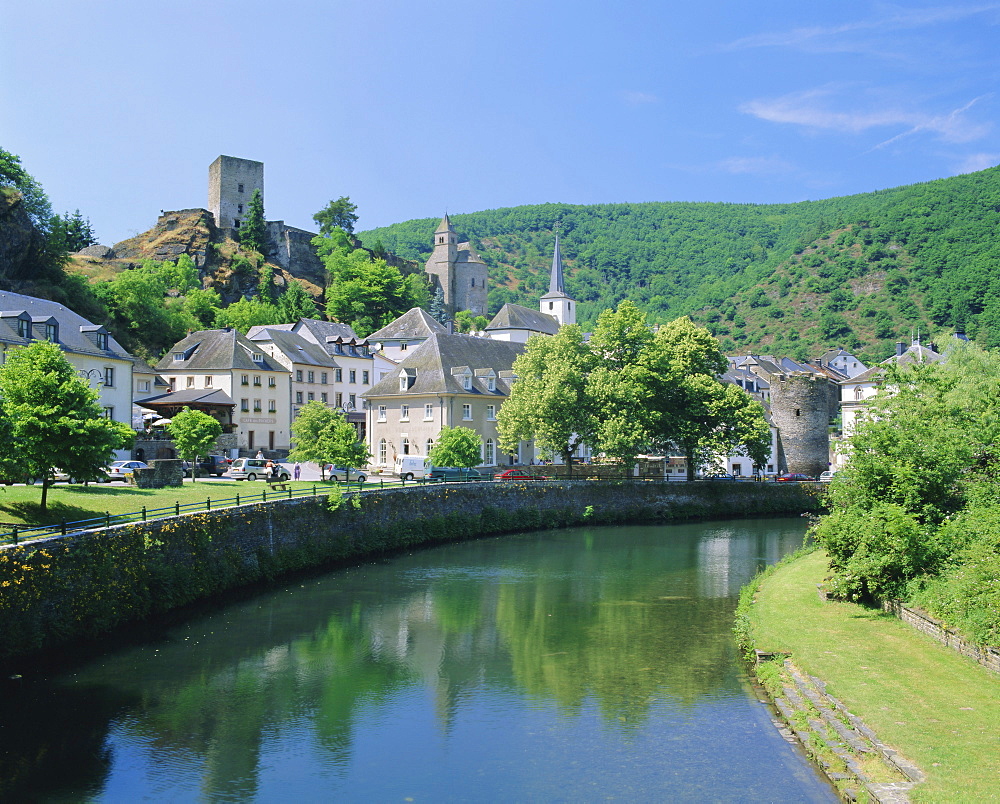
359,167 -> 1000,363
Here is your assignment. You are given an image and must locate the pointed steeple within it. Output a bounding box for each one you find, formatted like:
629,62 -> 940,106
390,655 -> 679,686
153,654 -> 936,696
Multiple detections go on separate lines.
548,234 -> 565,295
435,214 -> 455,236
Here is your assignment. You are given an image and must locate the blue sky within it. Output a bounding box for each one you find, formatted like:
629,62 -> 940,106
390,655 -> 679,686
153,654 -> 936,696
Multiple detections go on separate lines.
4,1 -> 1000,245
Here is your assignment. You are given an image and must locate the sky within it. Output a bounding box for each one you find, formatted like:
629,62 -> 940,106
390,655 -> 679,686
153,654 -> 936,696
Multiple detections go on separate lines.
4,1 -> 1000,246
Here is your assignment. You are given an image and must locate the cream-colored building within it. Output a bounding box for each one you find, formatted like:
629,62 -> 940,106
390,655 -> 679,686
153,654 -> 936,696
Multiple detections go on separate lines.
154,328 -> 292,454
0,290 -> 137,460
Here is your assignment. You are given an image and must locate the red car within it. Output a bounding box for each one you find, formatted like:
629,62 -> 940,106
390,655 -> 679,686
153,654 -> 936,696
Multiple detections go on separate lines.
776,473 -> 813,482
494,469 -> 550,481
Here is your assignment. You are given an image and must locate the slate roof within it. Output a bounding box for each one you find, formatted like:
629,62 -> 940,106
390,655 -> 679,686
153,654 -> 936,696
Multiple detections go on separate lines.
368,308 -> 448,341
486,303 -> 560,336
291,318 -> 365,347
0,289 -> 132,361
849,342 -> 943,384
364,333 -> 524,398
246,327 -> 340,368
155,329 -> 286,372
134,388 -> 236,408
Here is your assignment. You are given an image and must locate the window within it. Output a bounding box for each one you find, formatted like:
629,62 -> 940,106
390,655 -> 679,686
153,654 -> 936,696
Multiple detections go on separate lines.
399,376 -> 408,392
138,380 -> 150,393
426,438 -> 434,455
205,375 -> 213,387
484,438 -> 495,465
471,277 -> 475,288
732,464 -> 742,476
268,400 -> 276,412
45,322 -> 57,341
268,377 -> 276,387
321,392 -> 328,403
253,375 -> 261,386
307,370 -> 314,383
17,319 -> 29,338
335,368 -> 343,383
321,372 -> 328,384
103,406 -> 114,419
234,219 -> 241,229
462,404 -> 472,420
549,302 -> 554,310
362,370 -> 369,384
424,404 -> 433,421
487,377 -> 495,391
336,392 -> 343,407
241,398 -> 250,412
402,437 -> 411,455
104,367 -> 115,387
253,399 -> 261,412
169,377 -> 177,391
378,405 -> 387,421
186,375 -> 195,388
379,438 -> 387,464
97,332 -> 108,350
486,404 -> 496,420
241,374 -> 249,385
400,404 -> 409,421
349,370 -> 357,383
238,183 -> 244,193
463,374 -> 472,391
854,387 -> 864,400
334,344 -> 345,355
252,352 -> 264,363
296,370 -> 303,382
307,392 -> 314,401
295,391 -> 303,403
349,393 -> 356,408
400,342 -> 408,351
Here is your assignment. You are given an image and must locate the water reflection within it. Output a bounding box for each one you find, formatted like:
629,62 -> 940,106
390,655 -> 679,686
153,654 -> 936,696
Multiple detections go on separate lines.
0,517 -> 834,801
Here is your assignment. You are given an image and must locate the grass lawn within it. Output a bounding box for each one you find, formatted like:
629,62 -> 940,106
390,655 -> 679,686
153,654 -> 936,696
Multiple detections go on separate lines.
0,480 -> 333,532
752,550 -> 1000,802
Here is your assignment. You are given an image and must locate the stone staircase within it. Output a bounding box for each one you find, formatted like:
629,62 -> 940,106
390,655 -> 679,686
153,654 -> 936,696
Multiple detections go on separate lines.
762,656 -> 924,802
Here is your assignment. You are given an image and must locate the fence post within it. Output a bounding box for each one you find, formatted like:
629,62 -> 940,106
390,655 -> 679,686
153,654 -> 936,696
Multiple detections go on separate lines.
105,512 -> 111,528
142,506 -> 147,522
263,489 -> 267,502
206,498 -> 211,511
175,501 -> 180,516
12,526 -> 18,545
61,520 -> 66,535
236,493 -> 240,506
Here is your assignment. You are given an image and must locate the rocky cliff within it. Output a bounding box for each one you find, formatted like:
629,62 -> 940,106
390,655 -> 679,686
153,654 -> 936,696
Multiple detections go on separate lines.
0,187 -> 47,285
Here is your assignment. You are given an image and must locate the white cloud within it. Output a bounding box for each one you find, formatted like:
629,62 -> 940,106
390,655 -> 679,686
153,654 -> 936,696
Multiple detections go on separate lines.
952,152 -> 1000,173
741,87 -> 992,146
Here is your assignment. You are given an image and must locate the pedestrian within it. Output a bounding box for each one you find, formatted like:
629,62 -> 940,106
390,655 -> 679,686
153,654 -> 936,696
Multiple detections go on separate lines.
256,450 -> 264,459
294,462 -> 301,481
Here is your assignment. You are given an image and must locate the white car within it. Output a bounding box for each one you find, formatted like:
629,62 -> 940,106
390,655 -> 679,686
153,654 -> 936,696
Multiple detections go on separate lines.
818,470 -> 837,482
106,460 -> 149,481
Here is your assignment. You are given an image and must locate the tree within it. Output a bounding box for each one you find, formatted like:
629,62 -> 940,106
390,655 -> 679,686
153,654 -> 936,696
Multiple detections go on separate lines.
50,209 -> 97,252
277,279 -> 318,321
429,426 -> 482,468
0,341 -> 133,510
289,402 -> 368,479
238,188 -> 268,255
430,285 -> 448,324
498,325 -> 597,475
319,242 -> 416,336
167,408 -> 222,481
313,196 -> 359,235
0,147 -> 53,229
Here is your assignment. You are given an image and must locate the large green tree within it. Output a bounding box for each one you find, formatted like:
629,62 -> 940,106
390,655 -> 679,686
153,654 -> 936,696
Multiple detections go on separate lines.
497,325 -> 596,475
289,401 -> 368,479
0,341 -> 134,509
313,196 -> 359,235
429,426 -> 482,469
167,408 -> 222,482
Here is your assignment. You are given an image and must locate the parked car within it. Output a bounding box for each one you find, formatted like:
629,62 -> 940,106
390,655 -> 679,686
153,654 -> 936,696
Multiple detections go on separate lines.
776,472 -> 813,482
183,455 -> 232,477
394,455 -> 429,481
704,473 -> 736,481
494,468 -> 550,481
426,467 -> 484,482
325,465 -> 367,483
229,458 -> 290,481
106,460 -> 149,481
818,470 -> 837,482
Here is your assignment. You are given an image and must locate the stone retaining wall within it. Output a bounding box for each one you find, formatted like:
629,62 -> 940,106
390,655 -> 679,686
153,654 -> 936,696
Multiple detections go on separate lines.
883,600 -> 1000,674
0,481 -> 821,662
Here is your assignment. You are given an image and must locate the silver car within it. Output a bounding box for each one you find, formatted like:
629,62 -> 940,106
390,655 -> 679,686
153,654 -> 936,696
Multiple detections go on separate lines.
106,460 -> 149,481
324,465 -> 367,483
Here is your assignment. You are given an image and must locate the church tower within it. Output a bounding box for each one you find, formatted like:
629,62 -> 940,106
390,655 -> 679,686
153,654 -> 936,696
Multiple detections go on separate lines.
424,215 -> 488,319
539,235 -> 575,326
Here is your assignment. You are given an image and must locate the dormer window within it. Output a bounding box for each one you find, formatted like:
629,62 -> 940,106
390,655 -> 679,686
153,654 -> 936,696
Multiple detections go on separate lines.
399,376 -> 408,392
252,352 -> 264,363
173,352 -> 185,362
45,322 -> 58,342
97,333 -> 108,350
487,375 -> 496,392
17,319 -> 29,338
463,374 -> 472,391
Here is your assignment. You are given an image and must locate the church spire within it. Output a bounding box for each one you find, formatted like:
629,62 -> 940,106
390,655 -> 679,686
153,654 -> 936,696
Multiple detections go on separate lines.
548,234 -> 565,295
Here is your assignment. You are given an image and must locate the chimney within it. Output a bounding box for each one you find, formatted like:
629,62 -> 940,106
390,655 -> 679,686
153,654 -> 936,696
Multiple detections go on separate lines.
895,342 -> 907,357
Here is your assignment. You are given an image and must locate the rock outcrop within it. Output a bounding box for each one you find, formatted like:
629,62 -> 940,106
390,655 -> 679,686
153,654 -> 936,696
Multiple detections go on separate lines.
0,187 -> 46,283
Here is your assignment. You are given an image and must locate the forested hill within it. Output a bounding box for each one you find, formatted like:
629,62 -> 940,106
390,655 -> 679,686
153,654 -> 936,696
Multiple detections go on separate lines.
358,167 -> 1000,363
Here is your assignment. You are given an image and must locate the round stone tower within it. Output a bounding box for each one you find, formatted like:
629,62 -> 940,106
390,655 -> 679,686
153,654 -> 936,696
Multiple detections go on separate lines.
769,373 -> 831,477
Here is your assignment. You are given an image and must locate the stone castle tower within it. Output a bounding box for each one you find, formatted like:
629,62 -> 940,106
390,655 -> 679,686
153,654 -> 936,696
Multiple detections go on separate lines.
769,373 -> 831,477
424,215 -> 488,319
208,155 -> 264,232
539,235 -> 575,326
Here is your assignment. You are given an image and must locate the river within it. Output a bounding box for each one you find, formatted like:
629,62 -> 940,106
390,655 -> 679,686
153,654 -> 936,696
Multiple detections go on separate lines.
0,517 -> 836,802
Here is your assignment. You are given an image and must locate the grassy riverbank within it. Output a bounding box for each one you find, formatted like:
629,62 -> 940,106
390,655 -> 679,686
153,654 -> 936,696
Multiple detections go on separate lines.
0,481 -> 324,529
748,550 -> 1000,802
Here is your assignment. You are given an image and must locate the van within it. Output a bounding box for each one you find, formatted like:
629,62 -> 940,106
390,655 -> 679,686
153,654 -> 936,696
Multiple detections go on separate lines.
394,455 -> 428,480
230,458 -> 290,481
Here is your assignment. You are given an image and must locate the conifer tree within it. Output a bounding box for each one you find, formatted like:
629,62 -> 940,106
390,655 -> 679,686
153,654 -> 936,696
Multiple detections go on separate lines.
238,188 -> 268,255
